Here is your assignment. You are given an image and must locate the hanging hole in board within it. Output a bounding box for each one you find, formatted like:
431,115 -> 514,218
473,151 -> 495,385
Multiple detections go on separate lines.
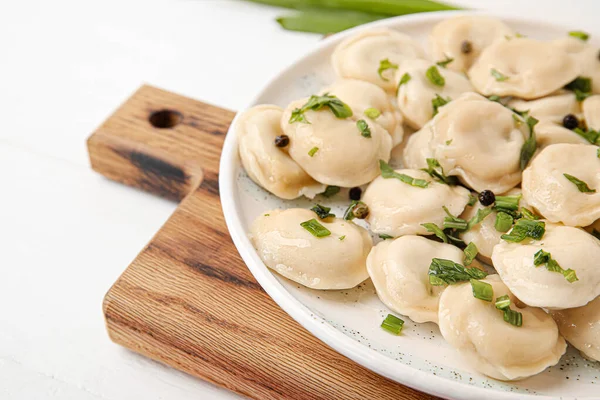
149,109 -> 183,129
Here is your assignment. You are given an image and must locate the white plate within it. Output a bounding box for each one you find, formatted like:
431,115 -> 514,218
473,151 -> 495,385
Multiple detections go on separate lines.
219,11 -> 600,400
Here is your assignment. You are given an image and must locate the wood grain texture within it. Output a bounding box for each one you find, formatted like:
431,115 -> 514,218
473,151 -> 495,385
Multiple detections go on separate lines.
88,85 -> 438,400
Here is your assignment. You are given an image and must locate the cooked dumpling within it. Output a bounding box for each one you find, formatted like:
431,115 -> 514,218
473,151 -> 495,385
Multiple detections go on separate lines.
492,223 -> 600,309
429,16 -> 513,72
438,275 -> 566,381
362,168 -> 470,236
322,79 -> 404,146
522,143 -> 600,226
554,37 -> 600,94
534,121 -> 589,148
551,296 -> 600,362
367,235 -> 468,323
281,97 -> 392,187
469,38 -> 579,99
396,59 -> 474,129
583,95 -> 600,130
403,92 -> 529,193
250,208 -> 371,289
331,28 -> 426,93
508,92 -> 581,124
237,105 -> 325,199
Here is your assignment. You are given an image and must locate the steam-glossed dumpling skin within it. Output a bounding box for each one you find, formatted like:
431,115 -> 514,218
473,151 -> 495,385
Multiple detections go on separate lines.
522,143 -> 600,226
438,275 -> 566,381
492,223 -> 600,309
250,209 -> 371,289
362,169 -> 470,236
396,59 -> 474,129
551,296 -> 600,361
429,16 -> 513,72
583,95 -> 600,130
469,38 -> 579,99
237,105 -> 325,199
282,98 -> 392,187
367,236 -> 466,324
322,79 -> 404,146
404,93 -> 529,193
331,28 -> 426,92
554,37 -> 600,94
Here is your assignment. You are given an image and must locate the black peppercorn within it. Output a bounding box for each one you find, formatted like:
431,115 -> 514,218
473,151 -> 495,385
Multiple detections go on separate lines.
349,187 -> 362,201
352,202 -> 369,219
461,40 -> 473,54
563,114 -> 579,130
274,135 -> 290,147
479,190 -> 496,206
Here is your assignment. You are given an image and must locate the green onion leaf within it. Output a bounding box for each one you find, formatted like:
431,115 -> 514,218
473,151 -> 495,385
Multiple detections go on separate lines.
365,107 -> 381,119
597,147 -> 600,158
426,65 -> 445,87
380,160 -> 429,188
421,158 -> 459,185
381,314 -> 404,335
378,58 -> 399,81
446,231 -> 465,245
467,207 -> 494,230
442,206 -> 468,230
467,194 -> 477,207
534,249 -> 578,282
491,68 -> 509,82
321,185 -> 340,198
357,119 -> 372,138
290,93 -> 353,124
470,279 -> 493,302
396,72 -> 412,95
300,218 -> 331,238
494,212 -> 514,233
565,77 -> 593,101
573,128 -> 600,145
503,308 -> 523,327
275,9 -> 386,35
569,31 -> 590,41
310,204 -> 335,219
495,295 -> 511,310
520,119 -> 538,170
428,258 -> 487,286
501,219 -> 545,242
339,235 -> 346,241
488,95 -> 502,103
494,194 -> 522,211
432,94 -> 451,116
521,207 -> 540,220
564,173 -> 596,193
308,147 -> 319,157
289,108 -> 309,124
379,233 -> 394,240
463,242 -> 478,266
421,222 -> 448,243
436,57 -> 454,68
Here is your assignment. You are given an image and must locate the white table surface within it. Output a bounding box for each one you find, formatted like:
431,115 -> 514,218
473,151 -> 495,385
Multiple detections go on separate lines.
0,1 -> 596,398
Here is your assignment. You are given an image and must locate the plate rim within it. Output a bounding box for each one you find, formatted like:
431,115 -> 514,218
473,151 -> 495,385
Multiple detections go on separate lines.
219,10 -> 588,400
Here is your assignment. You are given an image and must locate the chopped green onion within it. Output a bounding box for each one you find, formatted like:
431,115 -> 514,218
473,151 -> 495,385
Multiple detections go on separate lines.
300,218 -> 331,238
421,158 -> 459,185
445,139 -> 453,145
592,229 -> 600,240
378,58 -> 398,81
520,116 -> 538,170
426,65 -> 445,86
573,127 -> 600,145
534,249 -> 578,283
488,95 -> 502,103
442,206 -> 468,230
380,160 -> 429,188
321,185 -> 340,197
466,207 -> 493,230
381,314 -> 404,335
308,147 -> 319,157
264,213 -> 270,216
495,295 -> 511,310
396,72 -> 411,95
421,222 -> 448,243
379,233 -> 394,240
565,77 -> 592,101
365,107 -> 381,119
470,279 -> 493,302
357,119 -> 372,138
564,173 -> 596,193
289,108 -> 309,123
597,147 -> 600,158
463,242 -> 478,266
491,68 -> 509,82
494,194 -> 521,211
432,94 -> 451,116
311,204 -> 335,219
467,194 -> 477,207
569,30 -> 590,41
503,308 -> 523,327
428,258 -> 487,286
290,92 -> 353,124
446,231 -> 465,245
501,219 -> 545,242
512,113 -> 523,127
436,57 -> 454,68
521,207 -> 540,220
495,212 -> 514,233
339,235 -> 346,241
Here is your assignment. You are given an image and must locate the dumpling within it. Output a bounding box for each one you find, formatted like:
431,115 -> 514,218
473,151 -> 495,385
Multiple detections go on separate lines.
583,95 -> 600,130
438,275 -> 566,381
362,168 -> 470,236
367,235 -> 469,323
522,143 -> 600,226
250,208 -> 371,289
534,121 -> 589,148
403,92 -> 529,193
331,28 -> 426,93
429,16 -> 513,72
281,96 -> 392,187
236,105 -> 325,199
469,38 -> 579,99
508,92 -> 581,125
492,223 -> 600,309
396,59 -> 474,129
551,296 -> 600,362
322,79 -> 404,146
554,36 -> 600,94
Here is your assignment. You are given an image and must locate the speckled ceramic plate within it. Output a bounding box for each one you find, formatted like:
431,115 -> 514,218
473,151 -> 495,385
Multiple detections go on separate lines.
219,11 -> 600,400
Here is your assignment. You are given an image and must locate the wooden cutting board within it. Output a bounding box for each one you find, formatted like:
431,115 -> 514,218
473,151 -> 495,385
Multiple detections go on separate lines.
88,85 -> 438,400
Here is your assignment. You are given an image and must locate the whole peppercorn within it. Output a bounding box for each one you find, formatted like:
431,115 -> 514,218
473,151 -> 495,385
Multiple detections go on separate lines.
562,114 -> 579,130
349,187 -> 362,201
479,190 -> 496,207
274,135 -> 290,147
352,202 -> 370,219
461,40 -> 473,54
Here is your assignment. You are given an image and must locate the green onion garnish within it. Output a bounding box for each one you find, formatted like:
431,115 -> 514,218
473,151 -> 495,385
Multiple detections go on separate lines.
364,107 -> 381,119
563,173 -> 596,193
421,158 -> 459,185
494,212 -> 514,233
339,235 -> 346,241
501,219 -> 545,242
534,249 -> 578,283
432,94 -> 451,116
396,72 -> 411,95
436,57 -> 454,68
357,119 -> 371,138
565,76 -> 593,101
467,194 -> 477,207
379,233 -> 394,240
573,128 -> 600,144
321,185 -> 340,198
569,30 -> 590,41
343,200 -> 369,221
597,147 -> 600,158
289,92 -> 353,124
378,58 -> 399,81
300,218 -> 331,238
520,121 -> 538,170
426,65 -> 445,87
289,108 -> 309,124
495,295 -> 511,310
466,207 -> 493,230
494,295 -> 522,327
381,314 -> 404,335
379,160 -> 429,188
442,206 -> 468,230
310,204 -> 335,219
308,147 -> 319,157
463,242 -> 478,266
494,194 -> 521,211
491,68 -> 509,82
428,258 -> 487,286
470,279 -> 493,302
521,207 -> 540,220
421,223 -> 448,243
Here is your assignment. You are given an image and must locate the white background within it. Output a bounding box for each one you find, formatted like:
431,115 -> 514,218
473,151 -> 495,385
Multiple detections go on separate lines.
0,1 -> 596,399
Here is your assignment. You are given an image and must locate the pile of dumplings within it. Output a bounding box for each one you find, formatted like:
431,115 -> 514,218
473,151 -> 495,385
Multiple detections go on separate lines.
236,15 -> 600,381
